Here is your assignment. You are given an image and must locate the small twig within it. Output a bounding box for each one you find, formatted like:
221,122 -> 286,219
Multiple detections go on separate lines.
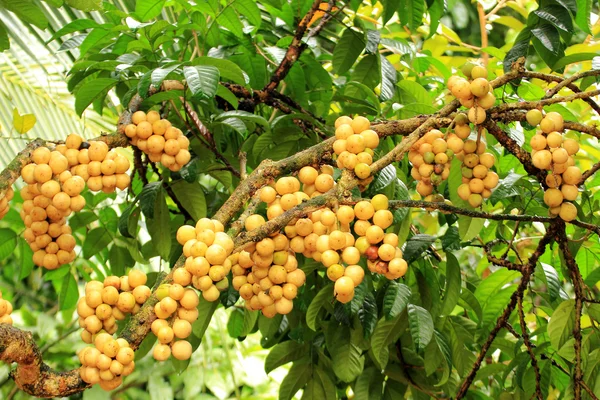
477,3 -> 488,65
239,151 -> 248,180
517,295 -> 543,400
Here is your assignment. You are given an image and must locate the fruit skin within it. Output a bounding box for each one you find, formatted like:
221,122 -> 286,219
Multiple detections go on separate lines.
526,109 -> 543,126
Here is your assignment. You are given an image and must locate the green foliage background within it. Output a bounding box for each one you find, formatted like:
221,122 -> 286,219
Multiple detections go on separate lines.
0,0 -> 599,399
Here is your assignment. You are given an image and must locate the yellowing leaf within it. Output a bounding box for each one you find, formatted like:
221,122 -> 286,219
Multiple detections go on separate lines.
12,108 -> 36,134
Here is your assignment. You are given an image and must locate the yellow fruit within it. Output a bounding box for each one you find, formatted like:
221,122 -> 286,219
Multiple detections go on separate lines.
559,202 -> 577,221
351,116 -> 370,133
544,188 -> 563,208
334,276 -> 354,296
526,109 -> 543,126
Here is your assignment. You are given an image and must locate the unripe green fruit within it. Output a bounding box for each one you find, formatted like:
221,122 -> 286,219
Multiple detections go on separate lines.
461,62 -> 476,79
423,152 -> 435,164
156,284 -> 171,300
526,109 -> 543,126
454,113 -> 469,125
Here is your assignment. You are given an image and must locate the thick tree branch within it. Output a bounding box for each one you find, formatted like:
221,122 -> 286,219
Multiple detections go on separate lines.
522,71 -> 600,114
0,324 -> 88,398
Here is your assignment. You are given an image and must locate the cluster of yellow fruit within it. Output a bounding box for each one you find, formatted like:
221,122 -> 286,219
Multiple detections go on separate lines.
526,110 -> 581,221
447,64 -> 495,124
332,116 -> 380,180
408,129 -> 461,197
124,111 -> 191,172
233,218 -> 306,317
176,218 -> 232,301
151,284 -> 197,362
76,270 -> 150,343
0,291 -> 13,325
19,136 -> 130,269
0,187 -> 13,220
456,141 -> 499,207
78,333 -> 135,390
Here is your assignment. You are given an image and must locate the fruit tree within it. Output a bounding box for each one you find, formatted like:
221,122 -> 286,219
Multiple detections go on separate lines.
0,0 -> 600,399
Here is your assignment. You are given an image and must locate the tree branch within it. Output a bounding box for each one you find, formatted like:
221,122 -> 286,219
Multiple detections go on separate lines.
517,295 -> 542,400
556,222 -> 585,400
455,223 -> 556,399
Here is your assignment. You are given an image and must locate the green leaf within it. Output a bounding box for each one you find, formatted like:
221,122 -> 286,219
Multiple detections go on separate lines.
59,272 -> 79,310
216,85 -> 239,109
192,297 -> 219,338
12,108 -> 36,134
139,182 -> 162,218
427,0 -> 446,38
227,308 -> 258,338
552,53 -> 598,71
74,78 -> 118,116
279,360 -> 312,400
265,341 -> 308,374
457,215 -> 485,243
306,284 -> 333,331
382,0 -> 401,25
82,227 -> 112,258
475,269 -> 520,304
47,19 -> 100,43
359,292 -> 378,339
0,20 -> 8,51
215,6 -> 244,38
548,299 -> 576,350
0,228 -> 17,260
441,252 -> 461,315
400,0 -> 425,31
170,181 -> 207,220
216,110 -> 269,128
380,55 -> 397,101
332,28 -> 366,75
65,0 -> 102,11
407,304 -> 434,351
108,245 -> 134,277
531,24 -> 561,55
370,314 -> 407,368
18,239 -> 33,279
326,325 -> 364,382
183,65 -> 220,100
118,202 -> 140,238
233,0 -> 261,28
403,234 -> 436,263
150,64 -> 181,89
575,0 -> 592,33
539,263 -> 561,301
350,54 -> 381,90
135,0 -> 166,21
147,188 -> 171,260
2,0 -> 48,29
504,28 -> 531,72
533,6 -> 574,33
192,57 -> 246,85
383,282 -> 412,320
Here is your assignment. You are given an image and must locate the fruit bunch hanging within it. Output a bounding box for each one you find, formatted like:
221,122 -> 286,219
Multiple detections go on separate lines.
456,139 -> 499,207
151,284 -> 197,362
124,110 -> 191,172
333,116 -> 379,179
0,187 -> 13,220
19,136 -> 130,269
231,214 -> 306,317
78,334 -> 135,390
527,110 -> 581,221
176,218 -> 232,301
76,270 -> 150,343
409,129 -> 458,197
447,64 -> 495,125
0,291 -> 13,325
